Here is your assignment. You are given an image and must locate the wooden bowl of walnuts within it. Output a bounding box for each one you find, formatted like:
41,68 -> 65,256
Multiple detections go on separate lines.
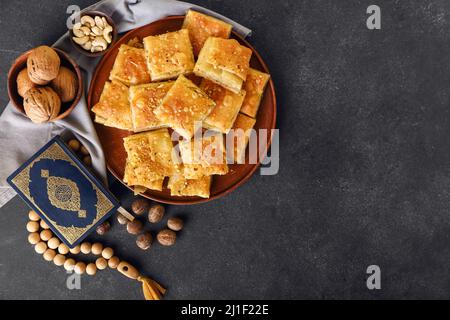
7,46 -> 83,123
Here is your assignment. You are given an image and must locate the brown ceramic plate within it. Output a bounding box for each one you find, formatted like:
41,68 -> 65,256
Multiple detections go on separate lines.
8,48 -> 83,121
88,16 -> 277,205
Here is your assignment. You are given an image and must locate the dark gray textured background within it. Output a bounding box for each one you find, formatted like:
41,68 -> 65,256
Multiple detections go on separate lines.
2,0 -> 450,299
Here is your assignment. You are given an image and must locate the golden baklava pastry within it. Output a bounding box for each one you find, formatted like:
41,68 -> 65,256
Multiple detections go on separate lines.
123,129 -> 175,190
109,44 -> 151,85
168,168 -> 212,198
227,113 -> 256,163
200,79 -> 246,134
143,29 -> 195,81
129,81 -> 173,132
194,37 -> 252,94
92,80 -> 133,130
179,132 -> 228,179
182,9 -> 232,56
154,75 -> 216,139
239,68 -> 270,118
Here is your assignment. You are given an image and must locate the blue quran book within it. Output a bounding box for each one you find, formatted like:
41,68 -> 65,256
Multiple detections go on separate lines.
7,136 -> 119,248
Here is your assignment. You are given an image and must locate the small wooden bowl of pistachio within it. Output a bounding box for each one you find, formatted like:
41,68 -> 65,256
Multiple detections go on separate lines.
69,11 -> 117,57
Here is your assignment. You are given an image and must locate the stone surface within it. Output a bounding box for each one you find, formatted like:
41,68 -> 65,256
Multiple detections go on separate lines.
2,0 -> 450,299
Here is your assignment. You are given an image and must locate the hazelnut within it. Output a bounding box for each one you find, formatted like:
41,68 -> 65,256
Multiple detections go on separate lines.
116,213 -> 128,225
83,155 -> 92,166
148,204 -> 165,223
96,221 -> 111,235
131,198 -> 149,215
27,46 -> 60,85
157,229 -> 176,246
50,66 -> 78,102
167,217 -> 184,231
17,68 -> 36,97
127,219 -> 143,235
23,87 -> 61,123
68,139 -> 80,151
136,232 -> 152,250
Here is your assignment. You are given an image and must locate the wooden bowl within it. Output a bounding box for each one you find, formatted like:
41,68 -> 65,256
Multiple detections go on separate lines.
88,16 -> 277,205
7,48 -> 83,121
69,11 -> 117,57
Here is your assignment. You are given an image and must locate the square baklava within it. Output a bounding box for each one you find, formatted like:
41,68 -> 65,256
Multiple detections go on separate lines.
129,81 -> 173,132
182,9 -> 232,56
154,75 -> 216,139
123,129 -> 175,190
92,80 -> 133,130
227,113 -> 256,163
194,37 -> 252,93
200,79 -> 246,134
178,132 -> 228,179
109,44 -> 151,85
239,68 -> 270,118
143,29 -> 195,81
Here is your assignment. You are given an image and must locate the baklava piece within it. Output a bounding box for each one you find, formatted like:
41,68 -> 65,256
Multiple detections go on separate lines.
123,129 -> 175,190
109,44 -> 151,85
168,169 -> 212,198
239,68 -> 270,118
129,81 -> 173,132
92,80 -> 133,130
182,9 -> 232,56
143,29 -> 195,81
179,132 -> 228,179
194,37 -> 252,94
227,113 -> 256,163
200,79 -> 246,134
154,75 -> 216,139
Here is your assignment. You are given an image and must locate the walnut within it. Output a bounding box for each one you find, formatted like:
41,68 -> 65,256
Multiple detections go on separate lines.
50,66 -> 78,102
23,87 -> 61,123
27,46 -> 60,85
16,68 -> 36,97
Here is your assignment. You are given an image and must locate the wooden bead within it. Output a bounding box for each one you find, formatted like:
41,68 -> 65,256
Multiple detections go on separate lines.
69,245 -> 81,254
43,249 -> 56,261
86,263 -> 97,276
91,243 -> 103,255
117,261 -> 139,279
74,262 -> 86,274
53,254 -> 66,266
26,221 -> 40,233
35,242 -> 47,254
47,237 -> 60,249
40,220 -> 50,230
101,247 -> 114,259
80,242 -> 92,254
28,210 -> 40,221
58,243 -> 69,255
68,139 -> 80,152
28,232 -> 40,245
108,256 -> 120,269
40,229 -> 53,241
95,257 -> 108,270
64,258 -> 76,271
80,145 -> 89,155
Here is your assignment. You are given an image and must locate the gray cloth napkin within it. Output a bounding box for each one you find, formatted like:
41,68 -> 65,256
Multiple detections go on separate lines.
0,0 -> 251,207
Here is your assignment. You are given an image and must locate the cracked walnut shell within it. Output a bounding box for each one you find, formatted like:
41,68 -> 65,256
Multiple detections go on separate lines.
23,87 -> 61,123
27,46 -> 60,85
50,66 -> 78,102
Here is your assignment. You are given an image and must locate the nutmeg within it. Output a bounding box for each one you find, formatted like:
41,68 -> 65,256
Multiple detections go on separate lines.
157,229 -> 176,246
167,217 -> 184,231
131,198 -> 149,215
127,219 -> 143,235
23,87 -> 61,123
50,66 -> 78,102
148,204 -> 165,223
96,221 -> 110,235
27,46 -> 60,85
16,68 -> 36,97
136,232 -> 152,250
